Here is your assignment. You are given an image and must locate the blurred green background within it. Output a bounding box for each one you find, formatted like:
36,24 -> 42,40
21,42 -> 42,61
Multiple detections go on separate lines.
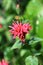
0,0 -> 43,65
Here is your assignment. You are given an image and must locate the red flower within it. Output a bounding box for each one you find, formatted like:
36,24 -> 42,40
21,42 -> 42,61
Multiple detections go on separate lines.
0,24 -> 3,29
0,61 -> 2,65
9,22 -> 32,42
0,59 -> 9,65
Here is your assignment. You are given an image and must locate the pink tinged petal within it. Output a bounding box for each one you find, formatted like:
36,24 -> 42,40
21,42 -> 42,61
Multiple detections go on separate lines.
28,25 -> 32,30
2,59 -> 8,65
0,61 -> 2,65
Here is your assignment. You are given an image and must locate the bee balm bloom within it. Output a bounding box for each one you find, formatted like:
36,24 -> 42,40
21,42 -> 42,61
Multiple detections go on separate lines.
0,59 -> 9,65
9,22 -> 32,42
0,24 -> 3,29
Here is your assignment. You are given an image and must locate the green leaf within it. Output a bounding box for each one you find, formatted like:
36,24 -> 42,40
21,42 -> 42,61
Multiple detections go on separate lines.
36,17 -> 43,47
29,37 -> 43,46
4,47 -> 14,61
16,7 -> 20,15
3,0 -> 12,11
5,30 -> 12,42
24,0 -> 42,20
36,17 -> 43,38
6,15 -> 13,23
25,56 -> 38,65
20,49 -> 31,57
25,34 -> 30,40
11,40 -> 22,50
0,35 -> 2,42
20,49 -> 27,57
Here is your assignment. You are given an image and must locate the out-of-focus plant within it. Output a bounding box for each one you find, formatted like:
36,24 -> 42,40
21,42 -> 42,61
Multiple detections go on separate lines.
0,0 -> 43,65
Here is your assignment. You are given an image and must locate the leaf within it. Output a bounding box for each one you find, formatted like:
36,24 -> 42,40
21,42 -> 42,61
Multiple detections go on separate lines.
25,56 -> 38,65
25,34 -> 30,40
36,17 -> 43,47
0,35 -> 2,42
20,49 -> 31,57
3,0 -> 12,11
4,47 -> 14,61
29,37 -> 43,46
20,49 -> 27,57
5,30 -> 12,42
24,0 -> 42,20
11,40 -> 22,50
34,53 -> 41,56
6,15 -> 13,23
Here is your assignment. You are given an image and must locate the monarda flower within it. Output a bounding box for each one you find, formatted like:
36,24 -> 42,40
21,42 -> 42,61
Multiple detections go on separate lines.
9,22 -> 32,42
0,24 -> 3,29
0,59 -> 9,65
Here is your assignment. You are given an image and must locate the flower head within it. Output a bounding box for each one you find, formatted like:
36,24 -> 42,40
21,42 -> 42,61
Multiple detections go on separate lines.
0,24 -> 3,29
0,59 -> 9,65
9,22 -> 32,42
